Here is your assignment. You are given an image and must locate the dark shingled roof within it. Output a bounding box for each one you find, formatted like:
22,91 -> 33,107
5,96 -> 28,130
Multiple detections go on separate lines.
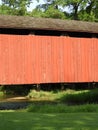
0,15 -> 98,34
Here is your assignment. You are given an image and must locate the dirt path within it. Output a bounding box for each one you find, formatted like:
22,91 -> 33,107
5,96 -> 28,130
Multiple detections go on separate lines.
3,96 -> 29,102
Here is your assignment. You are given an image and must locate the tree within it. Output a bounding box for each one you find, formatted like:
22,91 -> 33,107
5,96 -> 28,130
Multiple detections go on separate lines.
32,0 -> 66,19
35,0 -> 98,21
0,0 -> 98,21
30,8 -> 44,17
78,0 -> 98,21
94,1 -> 98,22
1,0 -> 32,15
0,4 -> 14,15
42,6 -> 66,19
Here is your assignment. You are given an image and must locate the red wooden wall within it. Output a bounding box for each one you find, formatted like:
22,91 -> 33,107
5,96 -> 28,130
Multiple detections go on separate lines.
0,34 -> 98,84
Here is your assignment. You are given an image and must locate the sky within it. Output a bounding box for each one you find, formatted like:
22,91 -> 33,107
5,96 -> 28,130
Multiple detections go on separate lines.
28,0 -> 45,11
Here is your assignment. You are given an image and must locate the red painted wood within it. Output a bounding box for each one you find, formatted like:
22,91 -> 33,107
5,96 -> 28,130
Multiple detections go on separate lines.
0,34 -> 98,84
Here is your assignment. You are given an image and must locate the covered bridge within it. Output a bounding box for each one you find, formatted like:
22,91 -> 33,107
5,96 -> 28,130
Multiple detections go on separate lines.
0,15 -> 98,85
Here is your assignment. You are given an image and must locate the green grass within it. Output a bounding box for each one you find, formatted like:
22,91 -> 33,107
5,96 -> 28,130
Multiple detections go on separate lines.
0,91 -> 5,99
27,88 -> 98,105
27,89 -> 87,101
1,88 -> 98,104
61,88 -> 98,104
0,112 -> 98,130
27,104 -> 98,113
1,89 -> 98,129
27,90 -> 62,100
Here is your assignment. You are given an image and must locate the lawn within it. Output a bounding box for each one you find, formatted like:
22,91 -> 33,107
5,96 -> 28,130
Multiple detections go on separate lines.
1,88 -> 98,130
0,112 -> 98,130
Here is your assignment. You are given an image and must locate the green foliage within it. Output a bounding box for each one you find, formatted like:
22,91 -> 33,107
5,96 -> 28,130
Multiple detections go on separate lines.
35,0 -> 98,21
0,91 -> 5,99
30,8 -> 44,17
27,88 -> 98,105
27,88 -> 98,113
27,103 -> 98,113
79,11 -> 96,21
0,0 -> 98,21
56,0 -> 98,21
31,4 -> 66,19
1,0 -> 32,16
61,88 -> 98,105
42,6 -> 66,19
28,90 -> 54,99
0,5 -> 14,15
27,89 -> 76,101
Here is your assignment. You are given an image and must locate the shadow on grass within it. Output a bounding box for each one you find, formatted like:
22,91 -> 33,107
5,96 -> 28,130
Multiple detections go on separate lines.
1,88 -> 98,129
0,112 -> 98,130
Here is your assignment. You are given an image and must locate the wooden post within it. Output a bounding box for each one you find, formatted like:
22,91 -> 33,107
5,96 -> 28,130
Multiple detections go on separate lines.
36,84 -> 40,91
61,83 -> 64,91
92,82 -> 95,88
88,82 -> 91,89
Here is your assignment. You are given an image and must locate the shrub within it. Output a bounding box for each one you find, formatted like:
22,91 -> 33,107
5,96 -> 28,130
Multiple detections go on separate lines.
61,88 -> 98,105
27,90 -> 53,99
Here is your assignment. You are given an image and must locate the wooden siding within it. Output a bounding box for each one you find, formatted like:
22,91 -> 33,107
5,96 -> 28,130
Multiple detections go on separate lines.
0,34 -> 98,84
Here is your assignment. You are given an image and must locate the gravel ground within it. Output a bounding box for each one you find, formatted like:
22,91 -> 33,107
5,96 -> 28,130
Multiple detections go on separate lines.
0,96 -> 57,110
0,96 -> 31,110
0,101 -> 31,110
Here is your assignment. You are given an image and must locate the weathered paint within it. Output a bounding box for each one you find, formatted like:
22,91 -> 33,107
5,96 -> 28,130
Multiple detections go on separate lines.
0,34 -> 98,84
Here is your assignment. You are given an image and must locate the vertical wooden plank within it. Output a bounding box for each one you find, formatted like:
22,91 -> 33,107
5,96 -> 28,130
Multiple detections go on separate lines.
0,34 -> 98,84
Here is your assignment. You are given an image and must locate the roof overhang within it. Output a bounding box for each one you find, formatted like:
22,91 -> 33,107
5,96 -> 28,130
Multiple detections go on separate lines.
0,15 -> 98,34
